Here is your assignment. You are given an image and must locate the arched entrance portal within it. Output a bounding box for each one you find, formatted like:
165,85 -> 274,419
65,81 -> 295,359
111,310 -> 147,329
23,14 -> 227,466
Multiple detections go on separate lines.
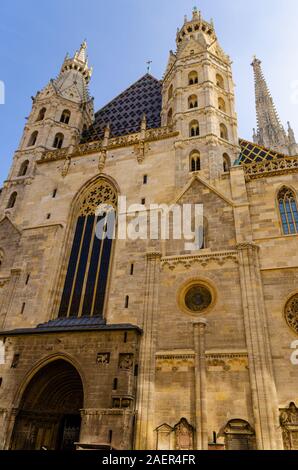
10,359 -> 84,450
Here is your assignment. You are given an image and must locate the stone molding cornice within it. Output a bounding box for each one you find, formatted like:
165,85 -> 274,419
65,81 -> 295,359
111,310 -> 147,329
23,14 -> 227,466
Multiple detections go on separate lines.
244,157 -> 298,181
146,252 -> 162,261
155,350 -> 248,371
3,177 -> 33,188
161,250 -> 238,271
236,242 -> 260,252
37,126 -> 179,164
80,408 -> 135,416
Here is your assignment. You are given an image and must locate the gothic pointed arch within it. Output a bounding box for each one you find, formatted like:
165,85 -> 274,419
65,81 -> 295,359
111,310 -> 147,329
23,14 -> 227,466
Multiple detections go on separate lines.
10,359 -> 84,450
57,176 -> 118,319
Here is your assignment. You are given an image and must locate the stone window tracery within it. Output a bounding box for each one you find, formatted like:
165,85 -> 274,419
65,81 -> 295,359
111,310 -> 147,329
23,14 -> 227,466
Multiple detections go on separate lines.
285,294 -> 298,334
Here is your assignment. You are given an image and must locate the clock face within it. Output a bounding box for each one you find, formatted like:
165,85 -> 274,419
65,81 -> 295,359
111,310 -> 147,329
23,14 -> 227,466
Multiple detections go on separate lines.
185,285 -> 212,312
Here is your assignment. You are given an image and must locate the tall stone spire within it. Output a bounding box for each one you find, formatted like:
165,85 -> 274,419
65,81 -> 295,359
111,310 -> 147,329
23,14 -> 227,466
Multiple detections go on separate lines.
251,57 -> 297,155
251,57 -> 288,153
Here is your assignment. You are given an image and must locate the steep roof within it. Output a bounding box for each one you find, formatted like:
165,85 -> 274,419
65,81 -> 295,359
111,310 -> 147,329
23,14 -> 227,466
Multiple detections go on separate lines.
81,74 -> 162,142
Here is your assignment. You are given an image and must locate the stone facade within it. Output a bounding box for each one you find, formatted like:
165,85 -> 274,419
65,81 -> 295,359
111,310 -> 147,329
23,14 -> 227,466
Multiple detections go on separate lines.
0,8 -> 297,450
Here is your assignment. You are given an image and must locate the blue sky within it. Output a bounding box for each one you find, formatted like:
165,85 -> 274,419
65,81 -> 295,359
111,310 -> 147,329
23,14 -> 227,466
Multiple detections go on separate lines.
1,0 -> 298,185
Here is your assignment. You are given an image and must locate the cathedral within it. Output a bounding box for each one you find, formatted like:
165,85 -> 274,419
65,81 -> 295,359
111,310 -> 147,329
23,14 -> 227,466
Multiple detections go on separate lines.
0,7 -> 298,451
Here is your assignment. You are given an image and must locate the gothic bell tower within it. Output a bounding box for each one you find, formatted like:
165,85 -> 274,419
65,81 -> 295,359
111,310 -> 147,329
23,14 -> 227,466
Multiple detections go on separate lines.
5,42 -> 94,183
162,7 -> 239,179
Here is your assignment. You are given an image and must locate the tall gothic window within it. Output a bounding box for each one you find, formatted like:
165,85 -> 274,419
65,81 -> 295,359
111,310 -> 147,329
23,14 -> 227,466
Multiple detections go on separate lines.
18,160 -> 29,177
278,187 -> 298,235
223,153 -> 231,173
220,123 -> 228,140
188,95 -> 198,109
218,97 -> 226,112
58,179 -> 117,319
189,120 -> 200,137
188,71 -> 198,85
27,131 -> 38,147
190,150 -> 200,172
36,107 -> 46,122
60,109 -> 71,124
53,133 -> 64,149
216,73 -> 224,89
7,192 -> 17,209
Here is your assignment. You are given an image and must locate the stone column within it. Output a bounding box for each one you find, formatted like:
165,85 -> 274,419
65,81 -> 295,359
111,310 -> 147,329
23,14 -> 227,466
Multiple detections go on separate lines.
135,252 -> 161,450
2,407 -> 18,449
193,319 -> 208,450
237,242 -> 283,449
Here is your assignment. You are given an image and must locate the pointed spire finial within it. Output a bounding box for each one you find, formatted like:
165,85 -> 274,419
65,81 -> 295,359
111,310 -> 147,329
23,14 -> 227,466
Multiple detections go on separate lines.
76,40 -> 88,63
146,60 -> 152,74
184,14 -> 188,24
192,6 -> 199,18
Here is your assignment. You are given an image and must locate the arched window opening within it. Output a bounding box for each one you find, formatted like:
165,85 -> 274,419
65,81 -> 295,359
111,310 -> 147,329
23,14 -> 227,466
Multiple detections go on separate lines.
222,420 -> 256,450
188,95 -> 198,109
7,192 -> 17,209
18,160 -> 29,177
190,151 -> 200,172
223,153 -> 231,173
278,187 -> 298,235
188,71 -> 198,85
218,97 -> 226,112
53,133 -> 64,149
220,123 -> 228,141
216,73 -> 224,89
167,108 -> 173,126
58,179 -> 117,319
168,84 -> 173,101
36,107 -> 46,122
189,120 -> 200,137
27,131 -> 38,147
60,109 -> 71,124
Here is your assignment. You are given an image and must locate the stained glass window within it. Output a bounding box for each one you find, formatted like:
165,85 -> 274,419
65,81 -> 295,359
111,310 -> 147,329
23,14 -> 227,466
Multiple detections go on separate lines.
278,187 -> 298,235
58,180 -> 117,318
